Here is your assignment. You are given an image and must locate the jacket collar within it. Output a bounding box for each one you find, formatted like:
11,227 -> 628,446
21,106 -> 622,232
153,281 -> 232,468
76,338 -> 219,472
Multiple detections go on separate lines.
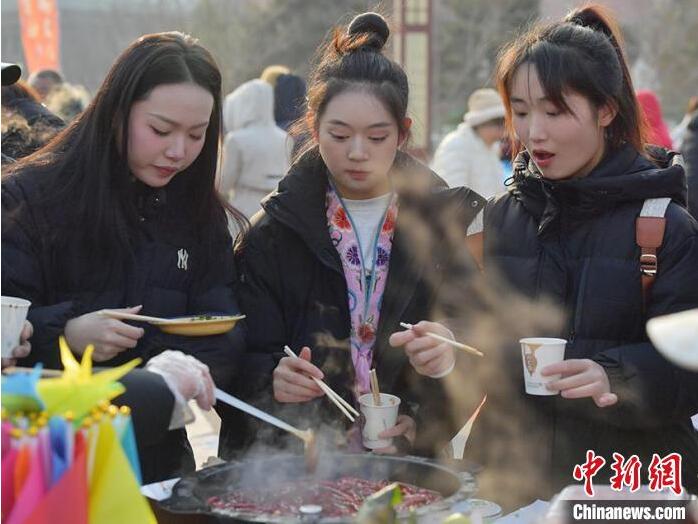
261,148 -> 342,274
261,147 -> 484,269
511,144 -> 688,236
262,148 -> 485,383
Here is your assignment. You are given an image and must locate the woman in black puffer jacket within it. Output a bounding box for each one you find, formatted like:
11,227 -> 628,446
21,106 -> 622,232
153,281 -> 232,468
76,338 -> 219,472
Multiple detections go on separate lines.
473,4 -> 698,507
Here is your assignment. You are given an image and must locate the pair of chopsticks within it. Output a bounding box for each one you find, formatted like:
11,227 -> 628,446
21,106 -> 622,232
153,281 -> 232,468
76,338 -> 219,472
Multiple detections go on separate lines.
283,346 -> 360,422
399,322 -> 484,357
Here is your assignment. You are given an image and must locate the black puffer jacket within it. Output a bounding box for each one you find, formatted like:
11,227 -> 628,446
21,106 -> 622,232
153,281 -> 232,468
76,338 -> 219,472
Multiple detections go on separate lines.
480,144 -> 698,501
2,172 -> 244,376
681,112 -> 698,218
2,170 -> 245,480
219,149 -> 485,458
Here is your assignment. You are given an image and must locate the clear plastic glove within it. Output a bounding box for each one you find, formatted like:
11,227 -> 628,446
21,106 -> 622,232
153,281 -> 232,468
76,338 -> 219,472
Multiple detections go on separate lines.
64,306 -> 145,361
146,350 -> 216,410
1,320 -> 33,369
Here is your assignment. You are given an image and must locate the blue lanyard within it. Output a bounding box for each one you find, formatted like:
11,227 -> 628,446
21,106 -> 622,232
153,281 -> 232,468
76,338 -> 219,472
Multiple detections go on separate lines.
330,181 -> 393,319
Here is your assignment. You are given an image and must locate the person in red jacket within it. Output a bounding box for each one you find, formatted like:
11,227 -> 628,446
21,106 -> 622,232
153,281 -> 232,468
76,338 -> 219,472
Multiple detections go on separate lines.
637,89 -> 673,149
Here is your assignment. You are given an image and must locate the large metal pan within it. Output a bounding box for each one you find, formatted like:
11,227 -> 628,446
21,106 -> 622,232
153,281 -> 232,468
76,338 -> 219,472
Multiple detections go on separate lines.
158,453 -> 477,523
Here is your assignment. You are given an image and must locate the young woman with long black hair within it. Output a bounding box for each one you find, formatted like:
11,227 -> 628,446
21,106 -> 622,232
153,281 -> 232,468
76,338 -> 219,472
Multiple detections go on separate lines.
2,32 -> 247,481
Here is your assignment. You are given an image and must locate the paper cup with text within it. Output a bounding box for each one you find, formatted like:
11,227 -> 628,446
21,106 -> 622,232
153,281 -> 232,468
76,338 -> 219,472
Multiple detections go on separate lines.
359,393 -> 401,449
1,296 -> 31,358
519,338 -> 567,395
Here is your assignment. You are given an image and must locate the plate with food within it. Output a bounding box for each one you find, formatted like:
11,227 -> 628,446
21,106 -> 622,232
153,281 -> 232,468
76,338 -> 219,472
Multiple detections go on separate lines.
98,310 -> 245,337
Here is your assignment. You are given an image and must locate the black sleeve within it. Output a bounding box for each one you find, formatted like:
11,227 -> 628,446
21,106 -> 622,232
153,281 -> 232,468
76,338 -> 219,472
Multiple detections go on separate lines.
1,177 -> 78,368
113,369 -> 175,448
233,226 -> 286,395
682,114 -> 698,218
114,369 -> 195,483
217,225 -> 286,458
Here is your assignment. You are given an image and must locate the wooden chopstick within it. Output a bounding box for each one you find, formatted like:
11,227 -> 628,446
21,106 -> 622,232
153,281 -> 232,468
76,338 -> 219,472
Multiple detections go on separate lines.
283,346 -> 358,415
283,346 -> 358,421
2,366 -> 63,377
399,322 -> 484,357
98,309 -> 169,323
283,346 -> 359,421
369,368 -> 381,405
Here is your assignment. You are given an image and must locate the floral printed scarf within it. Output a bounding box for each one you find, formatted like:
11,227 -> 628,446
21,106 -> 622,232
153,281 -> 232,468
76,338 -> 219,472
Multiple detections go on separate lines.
326,183 -> 398,397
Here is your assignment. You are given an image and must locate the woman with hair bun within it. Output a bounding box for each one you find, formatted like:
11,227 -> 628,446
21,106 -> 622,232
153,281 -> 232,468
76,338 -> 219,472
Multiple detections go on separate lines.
225,12 -> 485,458
479,3 -> 698,502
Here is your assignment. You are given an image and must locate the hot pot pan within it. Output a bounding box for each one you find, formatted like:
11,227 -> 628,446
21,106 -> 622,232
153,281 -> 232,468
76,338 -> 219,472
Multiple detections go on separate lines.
158,453 -> 477,523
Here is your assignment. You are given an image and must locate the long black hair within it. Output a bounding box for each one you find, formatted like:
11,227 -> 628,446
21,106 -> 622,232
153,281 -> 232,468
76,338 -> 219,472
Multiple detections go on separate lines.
291,12 -> 410,161
4,32 -> 246,258
495,4 -> 648,154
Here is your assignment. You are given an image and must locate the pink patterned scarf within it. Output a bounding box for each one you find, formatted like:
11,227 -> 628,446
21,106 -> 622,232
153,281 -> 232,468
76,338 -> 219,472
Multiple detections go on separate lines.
326,184 -> 398,397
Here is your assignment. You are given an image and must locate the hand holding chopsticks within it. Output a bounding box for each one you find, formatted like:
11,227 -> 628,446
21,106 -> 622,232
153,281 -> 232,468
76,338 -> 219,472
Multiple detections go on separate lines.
399,322 -> 483,358
283,346 -> 359,422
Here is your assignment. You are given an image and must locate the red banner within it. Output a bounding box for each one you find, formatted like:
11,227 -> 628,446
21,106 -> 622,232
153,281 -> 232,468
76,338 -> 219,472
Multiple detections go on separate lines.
18,0 -> 60,74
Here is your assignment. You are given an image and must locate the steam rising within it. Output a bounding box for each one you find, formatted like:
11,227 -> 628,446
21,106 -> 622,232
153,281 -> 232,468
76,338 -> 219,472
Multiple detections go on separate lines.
230,168 -> 570,512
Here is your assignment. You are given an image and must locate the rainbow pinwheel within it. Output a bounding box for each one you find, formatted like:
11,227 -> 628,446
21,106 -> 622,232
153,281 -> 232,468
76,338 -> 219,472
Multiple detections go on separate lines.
34,337 -> 141,423
2,337 -> 155,524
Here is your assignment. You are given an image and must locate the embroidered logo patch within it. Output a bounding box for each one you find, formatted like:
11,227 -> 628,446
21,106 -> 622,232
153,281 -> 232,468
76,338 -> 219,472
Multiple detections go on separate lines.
177,248 -> 189,271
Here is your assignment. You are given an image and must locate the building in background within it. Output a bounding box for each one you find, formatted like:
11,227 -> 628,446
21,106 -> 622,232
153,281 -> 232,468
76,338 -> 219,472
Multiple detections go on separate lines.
393,0 -> 432,159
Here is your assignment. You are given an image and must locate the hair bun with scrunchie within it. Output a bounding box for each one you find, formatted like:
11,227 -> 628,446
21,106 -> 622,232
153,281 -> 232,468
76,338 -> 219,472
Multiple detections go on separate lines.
565,7 -> 612,38
347,12 -> 389,51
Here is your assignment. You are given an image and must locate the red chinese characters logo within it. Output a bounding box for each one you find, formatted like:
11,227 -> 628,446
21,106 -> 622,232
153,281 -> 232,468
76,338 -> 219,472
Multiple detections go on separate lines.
573,451 -> 683,496
648,453 -> 682,496
609,453 -> 641,492
573,450 -> 606,496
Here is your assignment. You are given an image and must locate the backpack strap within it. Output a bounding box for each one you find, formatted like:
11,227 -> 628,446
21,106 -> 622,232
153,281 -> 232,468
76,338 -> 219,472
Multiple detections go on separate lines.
636,197 -> 671,312
466,232 -> 484,271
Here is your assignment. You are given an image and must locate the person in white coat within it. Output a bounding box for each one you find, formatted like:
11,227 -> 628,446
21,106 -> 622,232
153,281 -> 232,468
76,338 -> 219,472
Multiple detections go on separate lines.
221,79 -> 292,218
431,88 -> 506,199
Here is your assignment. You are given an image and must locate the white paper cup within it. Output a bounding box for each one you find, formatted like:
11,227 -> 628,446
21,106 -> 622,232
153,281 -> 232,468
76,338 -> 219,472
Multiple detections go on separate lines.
519,337 -> 566,395
1,296 -> 31,359
359,393 -> 401,449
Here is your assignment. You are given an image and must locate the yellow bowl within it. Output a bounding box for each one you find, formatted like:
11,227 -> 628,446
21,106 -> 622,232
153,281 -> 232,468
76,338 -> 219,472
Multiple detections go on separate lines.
153,315 -> 245,337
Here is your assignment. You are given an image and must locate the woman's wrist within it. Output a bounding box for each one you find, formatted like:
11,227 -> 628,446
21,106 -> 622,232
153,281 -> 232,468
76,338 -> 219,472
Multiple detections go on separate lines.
428,359 -> 455,379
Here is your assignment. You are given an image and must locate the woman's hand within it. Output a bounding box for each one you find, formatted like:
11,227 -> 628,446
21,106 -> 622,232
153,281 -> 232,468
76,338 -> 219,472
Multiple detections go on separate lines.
372,415 -> 417,455
64,306 -> 145,362
543,358 -> 618,408
273,346 -> 325,403
1,320 -> 33,369
388,321 -> 455,378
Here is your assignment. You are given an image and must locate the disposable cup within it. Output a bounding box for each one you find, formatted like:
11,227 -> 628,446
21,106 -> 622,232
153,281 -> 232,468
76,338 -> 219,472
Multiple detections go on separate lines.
358,393 -> 401,449
1,296 -> 31,359
519,337 -> 566,395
